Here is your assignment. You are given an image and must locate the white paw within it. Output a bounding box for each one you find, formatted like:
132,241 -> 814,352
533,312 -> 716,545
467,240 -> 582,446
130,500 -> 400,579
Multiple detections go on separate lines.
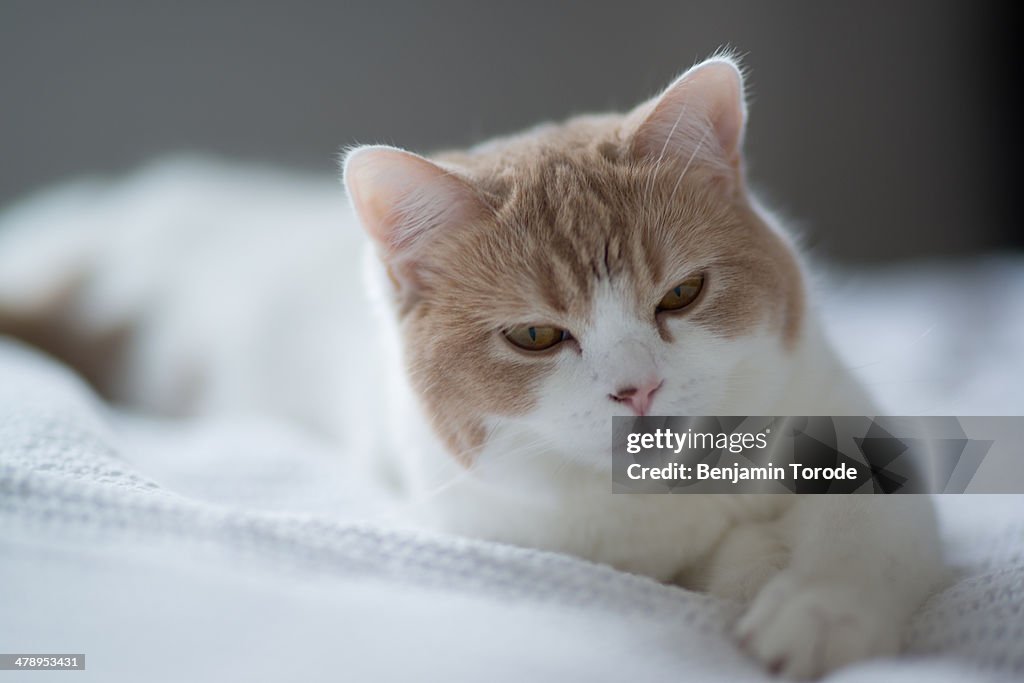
736,572 -> 901,679
705,549 -> 788,602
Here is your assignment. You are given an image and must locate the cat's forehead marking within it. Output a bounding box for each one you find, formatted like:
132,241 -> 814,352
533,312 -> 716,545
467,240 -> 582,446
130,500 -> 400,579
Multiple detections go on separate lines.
493,156 -> 665,315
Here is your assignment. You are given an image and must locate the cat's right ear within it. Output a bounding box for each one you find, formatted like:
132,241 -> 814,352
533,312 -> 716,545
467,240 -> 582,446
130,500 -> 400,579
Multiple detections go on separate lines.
343,145 -> 486,289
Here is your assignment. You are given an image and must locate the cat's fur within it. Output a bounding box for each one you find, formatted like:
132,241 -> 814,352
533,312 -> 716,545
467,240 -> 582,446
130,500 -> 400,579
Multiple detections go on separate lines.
0,55 -> 945,678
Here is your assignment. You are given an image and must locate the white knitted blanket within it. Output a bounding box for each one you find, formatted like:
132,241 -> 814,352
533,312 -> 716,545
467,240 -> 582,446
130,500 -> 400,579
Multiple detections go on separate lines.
2,260 -> 1023,682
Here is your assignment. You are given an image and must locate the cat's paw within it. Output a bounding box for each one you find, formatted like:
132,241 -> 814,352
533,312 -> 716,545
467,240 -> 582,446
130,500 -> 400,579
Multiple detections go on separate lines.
736,572 -> 901,679
702,522 -> 789,603
704,549 -> 788,603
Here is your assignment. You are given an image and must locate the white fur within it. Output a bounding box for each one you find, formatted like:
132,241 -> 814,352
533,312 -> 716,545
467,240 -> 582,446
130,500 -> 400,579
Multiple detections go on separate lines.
0,156 -> 946,679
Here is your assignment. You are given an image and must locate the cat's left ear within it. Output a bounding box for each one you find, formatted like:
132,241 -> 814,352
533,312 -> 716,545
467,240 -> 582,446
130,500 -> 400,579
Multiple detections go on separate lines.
628,55 -> 747,174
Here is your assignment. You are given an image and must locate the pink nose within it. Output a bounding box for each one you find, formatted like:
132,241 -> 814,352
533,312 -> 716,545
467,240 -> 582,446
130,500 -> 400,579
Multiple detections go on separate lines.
609,379 -> 664,416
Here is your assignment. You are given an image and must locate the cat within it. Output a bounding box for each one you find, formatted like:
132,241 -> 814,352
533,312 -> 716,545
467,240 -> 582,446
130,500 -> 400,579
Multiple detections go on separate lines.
0,54 -> 945,678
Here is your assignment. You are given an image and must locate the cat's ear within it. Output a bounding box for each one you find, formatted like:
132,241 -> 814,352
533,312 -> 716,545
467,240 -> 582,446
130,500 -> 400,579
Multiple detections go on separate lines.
343,145 -> 486,283
628,55 -> 747,173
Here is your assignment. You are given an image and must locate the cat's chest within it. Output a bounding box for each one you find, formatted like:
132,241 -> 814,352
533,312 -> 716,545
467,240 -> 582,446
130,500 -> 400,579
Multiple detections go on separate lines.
425,473 -> 787,582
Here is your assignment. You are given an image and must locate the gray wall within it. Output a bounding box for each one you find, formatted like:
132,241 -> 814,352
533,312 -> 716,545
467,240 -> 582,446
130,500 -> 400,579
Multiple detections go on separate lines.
1,1 -> 1014,262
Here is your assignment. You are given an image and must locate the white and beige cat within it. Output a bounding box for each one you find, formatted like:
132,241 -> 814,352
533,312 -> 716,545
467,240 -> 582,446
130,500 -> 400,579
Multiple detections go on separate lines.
0,55 -> 945,678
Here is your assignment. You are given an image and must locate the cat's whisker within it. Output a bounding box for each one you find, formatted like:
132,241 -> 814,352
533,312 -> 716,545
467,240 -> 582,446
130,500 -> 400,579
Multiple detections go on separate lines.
834,323 -> 939,373
366,427 -> 508,519
378,436 -> 560,521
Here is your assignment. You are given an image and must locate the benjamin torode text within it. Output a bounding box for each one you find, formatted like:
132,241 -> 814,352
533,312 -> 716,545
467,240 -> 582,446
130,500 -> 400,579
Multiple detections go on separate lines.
624,427 -> 859,484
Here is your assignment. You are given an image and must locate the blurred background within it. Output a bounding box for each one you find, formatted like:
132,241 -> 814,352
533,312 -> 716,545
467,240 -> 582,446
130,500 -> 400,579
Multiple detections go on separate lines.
0,1 -> 1015,263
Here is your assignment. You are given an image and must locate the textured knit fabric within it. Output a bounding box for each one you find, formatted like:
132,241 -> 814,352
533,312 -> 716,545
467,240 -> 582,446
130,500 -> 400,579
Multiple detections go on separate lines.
2,259 -> 1024,682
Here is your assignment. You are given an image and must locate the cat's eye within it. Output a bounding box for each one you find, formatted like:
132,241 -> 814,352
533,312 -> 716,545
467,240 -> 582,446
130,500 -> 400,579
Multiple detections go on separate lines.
504,325 -> 570,351
657,274 -> 705,313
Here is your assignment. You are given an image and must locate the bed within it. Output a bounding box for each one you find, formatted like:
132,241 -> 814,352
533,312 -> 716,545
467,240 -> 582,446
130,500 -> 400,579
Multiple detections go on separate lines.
1,245 -> 1022,681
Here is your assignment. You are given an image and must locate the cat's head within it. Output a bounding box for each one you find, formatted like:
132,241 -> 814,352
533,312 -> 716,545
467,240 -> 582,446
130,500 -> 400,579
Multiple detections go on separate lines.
343,56 -> 804,468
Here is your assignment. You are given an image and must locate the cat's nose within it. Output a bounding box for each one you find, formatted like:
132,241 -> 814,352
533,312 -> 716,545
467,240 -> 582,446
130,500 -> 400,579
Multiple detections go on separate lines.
609,379 -> 664,416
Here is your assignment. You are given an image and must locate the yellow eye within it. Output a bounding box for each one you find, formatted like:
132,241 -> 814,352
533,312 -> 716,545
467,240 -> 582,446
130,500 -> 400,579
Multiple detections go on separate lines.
504,325 -> 569,351
657,274 -> 704,312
